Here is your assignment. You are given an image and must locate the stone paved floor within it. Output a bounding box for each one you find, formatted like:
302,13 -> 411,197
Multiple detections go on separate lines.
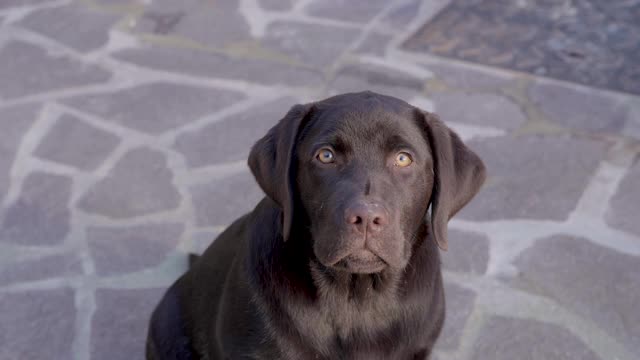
0,1 -> 638,359
404,0 -> 640,95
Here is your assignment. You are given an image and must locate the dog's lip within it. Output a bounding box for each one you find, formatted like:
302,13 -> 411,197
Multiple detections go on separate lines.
335,249 -> 387,274
347,249 -> 379,262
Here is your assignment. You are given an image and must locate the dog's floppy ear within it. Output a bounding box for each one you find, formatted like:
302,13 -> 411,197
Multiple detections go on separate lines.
416,110 -> 486,251
248,103 -> 314,242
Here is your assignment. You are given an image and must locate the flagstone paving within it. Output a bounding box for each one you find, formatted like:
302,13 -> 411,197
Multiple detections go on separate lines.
0,1 -> 638,359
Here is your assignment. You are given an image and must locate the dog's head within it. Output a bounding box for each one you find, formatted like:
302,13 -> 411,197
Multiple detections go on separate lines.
249,92 -> 485,274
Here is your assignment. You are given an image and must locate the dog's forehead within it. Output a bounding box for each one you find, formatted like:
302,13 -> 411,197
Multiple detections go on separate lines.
315,92 -> 410,120
306,93 -> 422,146
318,91 -> 409,110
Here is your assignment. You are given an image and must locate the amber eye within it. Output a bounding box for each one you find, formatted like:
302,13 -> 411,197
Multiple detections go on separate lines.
395,152 -> 413,167
316,148 -> 335,164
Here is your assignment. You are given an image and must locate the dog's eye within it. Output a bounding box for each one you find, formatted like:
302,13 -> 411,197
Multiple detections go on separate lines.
316,148 -> 335,164
395,152 -> 413,167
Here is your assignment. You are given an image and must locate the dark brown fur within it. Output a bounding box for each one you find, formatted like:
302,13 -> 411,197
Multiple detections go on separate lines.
146,91 -> 486,360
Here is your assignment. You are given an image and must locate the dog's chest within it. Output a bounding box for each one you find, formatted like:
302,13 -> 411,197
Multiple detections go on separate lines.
284,296 -> 429,360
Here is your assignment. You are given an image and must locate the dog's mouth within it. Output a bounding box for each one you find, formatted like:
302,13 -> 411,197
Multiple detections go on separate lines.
334,249 -> 387,274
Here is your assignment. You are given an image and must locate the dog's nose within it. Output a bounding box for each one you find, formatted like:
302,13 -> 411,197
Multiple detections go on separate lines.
344,203 -> 388,234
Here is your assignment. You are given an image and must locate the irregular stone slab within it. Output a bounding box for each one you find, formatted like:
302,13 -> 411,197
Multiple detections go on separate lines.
329,62 -> 427,100
34,113 -> 120,171
427,62 -> 511,90
94,0 -> 136,4
0,288 -> 75,360
0,172 -> 72,245
115,45 -> 324,86
92,288 -> 163,360
472,316 -> 600,360
513,235 -> 640,351
355,31 -> 393,56
435,282 -> 476,351
174,97 -> 295,168
17,4 -> 120,52
432,92 -> 527,130
441,229 -> 490,275
380,0 -> 421,29
0,41 -> 111,100
87,223 -> 184,276
458,135 -> 607,221
259,0 -> 295,11
623,100 -> 640,139
403,0 -> 640,95
0,105 -> 39,204
0,0 -> 54,9
135,11 -> 187,36
606,160 -> 640,236
0,253 -> 81,286
304,0 -> 388,24
63,83 -> 244,135
134,0 -> 250,48
78,148 -> 180,218
529,82 -> 629,134
263,21 -> 360,68
190,172 -> 263,226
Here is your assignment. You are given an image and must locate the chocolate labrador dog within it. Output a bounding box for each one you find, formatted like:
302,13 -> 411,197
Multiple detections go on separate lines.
146,91 -> 486,360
